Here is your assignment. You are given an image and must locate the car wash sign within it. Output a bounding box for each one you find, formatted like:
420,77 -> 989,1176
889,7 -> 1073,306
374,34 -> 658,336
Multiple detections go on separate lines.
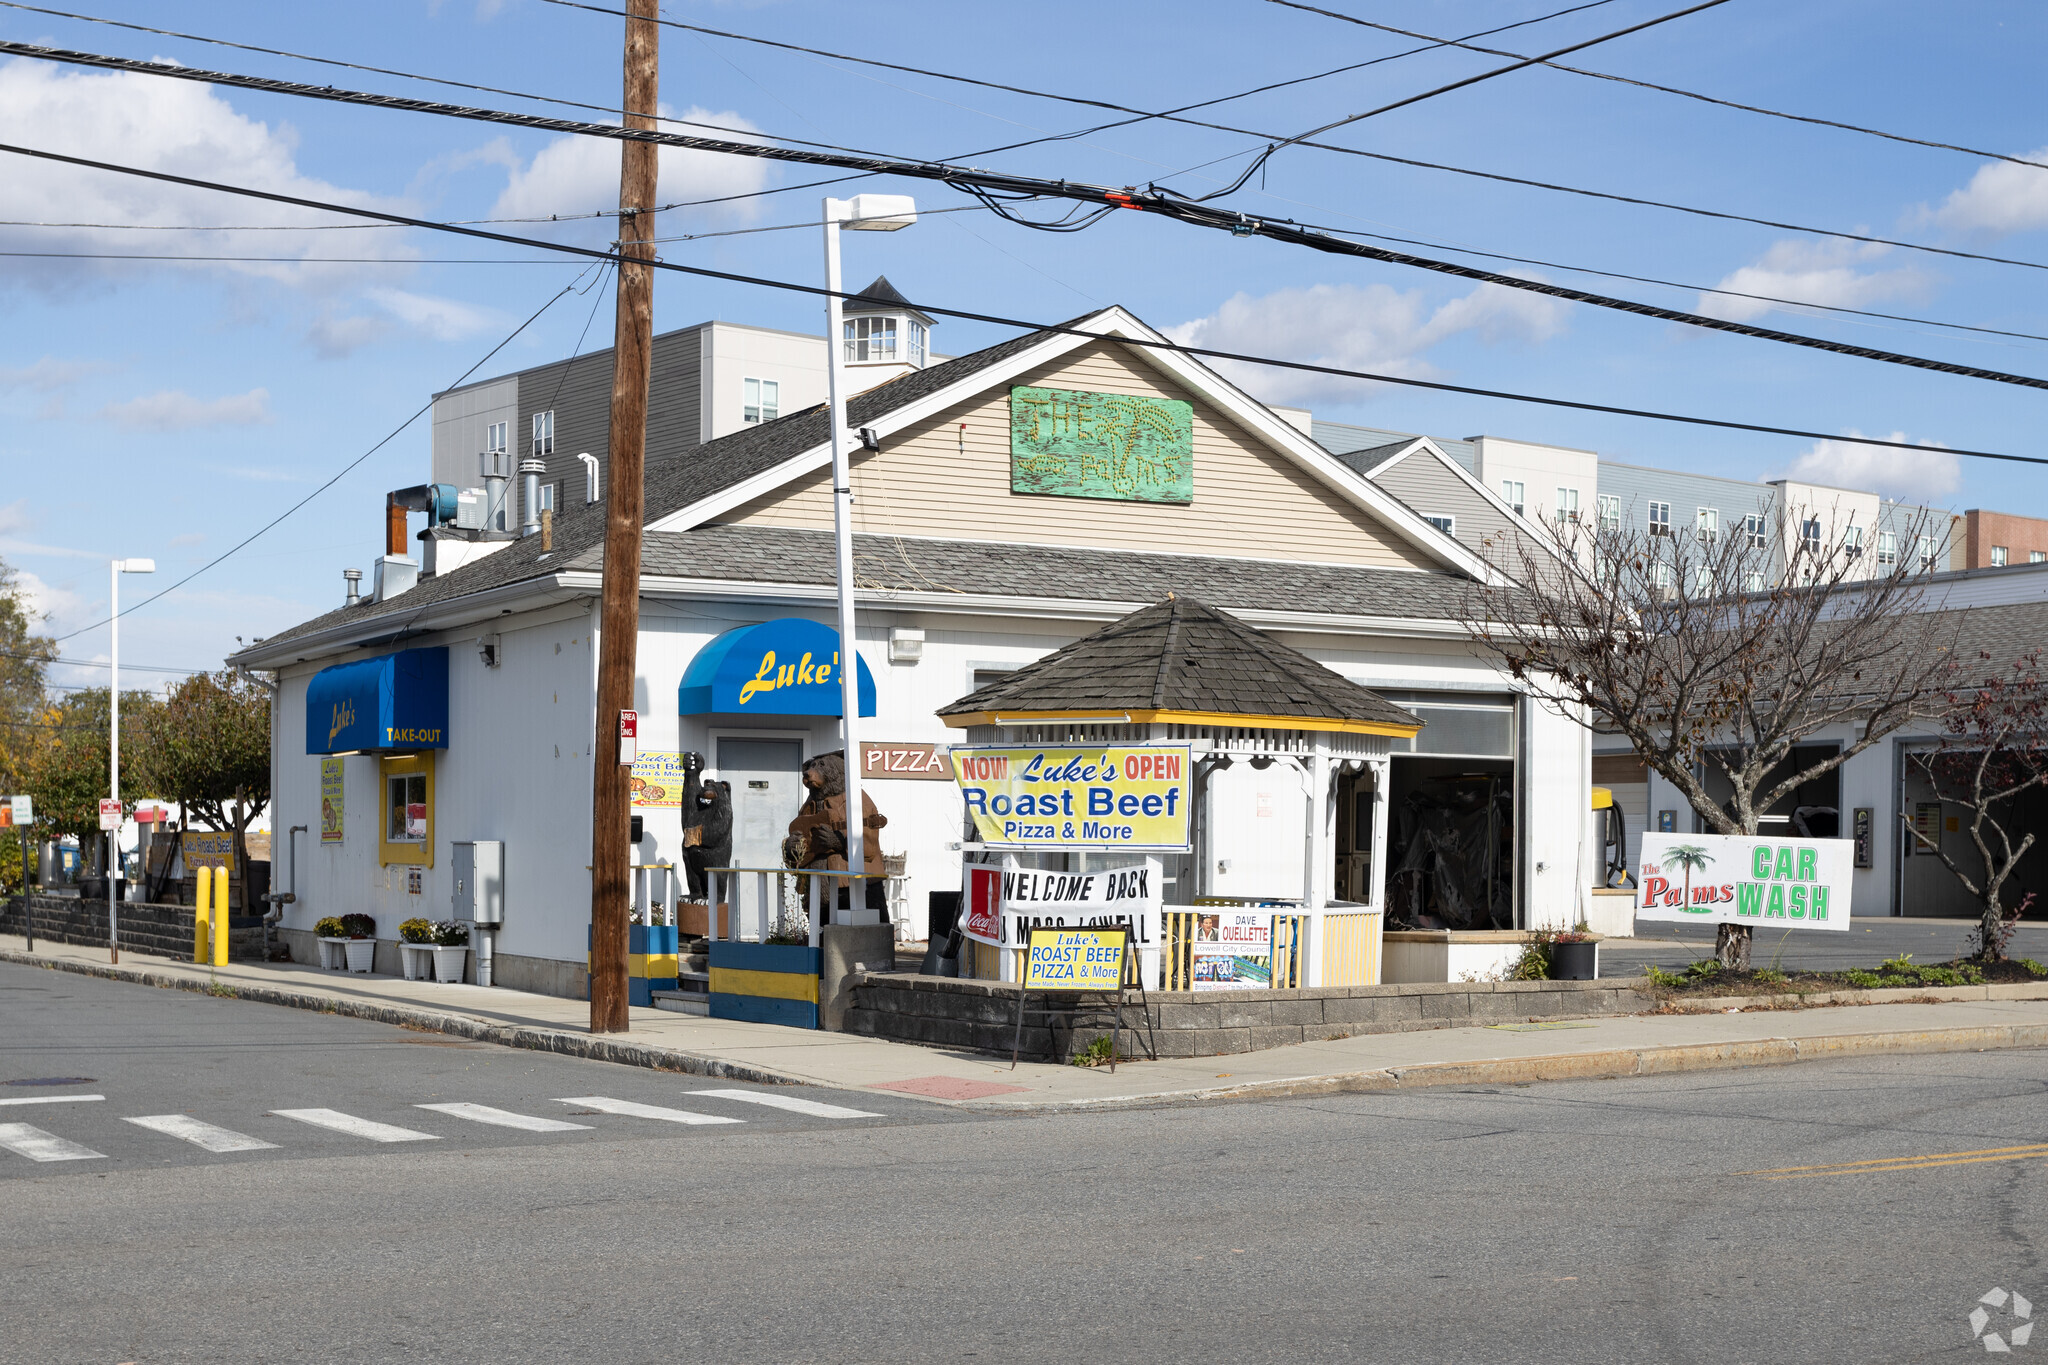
1637,833 -> 1852,931
951,745 -> 1191,851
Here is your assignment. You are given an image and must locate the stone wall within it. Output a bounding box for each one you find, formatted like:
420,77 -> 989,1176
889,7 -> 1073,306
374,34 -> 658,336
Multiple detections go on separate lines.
2,894 -> 266,963
844,972 -> 1657,1062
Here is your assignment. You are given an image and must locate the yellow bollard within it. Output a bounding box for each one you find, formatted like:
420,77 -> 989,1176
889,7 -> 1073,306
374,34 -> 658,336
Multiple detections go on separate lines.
212,867 -> 229,967
193,863 -> 212,963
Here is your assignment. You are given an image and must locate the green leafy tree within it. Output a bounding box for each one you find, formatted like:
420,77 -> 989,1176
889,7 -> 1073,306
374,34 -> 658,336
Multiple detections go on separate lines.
20,687 -> 159,876
0,556 -> 59,792
132,670 -> 271,915
1661,843 -> 1713,911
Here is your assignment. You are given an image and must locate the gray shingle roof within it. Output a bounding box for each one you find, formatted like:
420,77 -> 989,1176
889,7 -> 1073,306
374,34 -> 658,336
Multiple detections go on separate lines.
1335,439 -> 1418,476
936,595 -> 1423,731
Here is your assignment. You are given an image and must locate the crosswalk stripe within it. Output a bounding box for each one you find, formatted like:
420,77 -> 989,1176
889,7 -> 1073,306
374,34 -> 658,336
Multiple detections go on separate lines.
123,1115 -> 279,1153
0,1094 -> 106,1107
687,1089 -> 884,1120
554,1096 -> 743,1127
269,1108 -> 439,1143
415,1103 -> 592,1133
0,1122 -> 105,1162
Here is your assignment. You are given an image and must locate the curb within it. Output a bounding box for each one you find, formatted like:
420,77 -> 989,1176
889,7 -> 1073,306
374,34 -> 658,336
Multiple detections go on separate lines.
0,949 -> 812,1090
956,1022 -> 2048,1112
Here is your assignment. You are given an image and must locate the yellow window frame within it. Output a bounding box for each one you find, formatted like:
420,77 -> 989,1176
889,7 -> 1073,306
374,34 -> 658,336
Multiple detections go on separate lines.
379,751 -> 435,867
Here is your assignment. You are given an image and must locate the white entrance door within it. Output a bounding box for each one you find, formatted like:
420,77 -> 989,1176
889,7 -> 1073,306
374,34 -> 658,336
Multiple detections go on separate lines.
717,738 -> 805,872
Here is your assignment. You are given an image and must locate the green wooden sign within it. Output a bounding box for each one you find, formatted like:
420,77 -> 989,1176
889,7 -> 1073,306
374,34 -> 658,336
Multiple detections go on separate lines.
1009,385 -> 1194,504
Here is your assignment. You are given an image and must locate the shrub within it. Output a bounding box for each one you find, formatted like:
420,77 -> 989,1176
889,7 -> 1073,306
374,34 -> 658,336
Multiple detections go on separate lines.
398,917 -> 435,944
339,913 -> 376,940
314,916 -> 346,938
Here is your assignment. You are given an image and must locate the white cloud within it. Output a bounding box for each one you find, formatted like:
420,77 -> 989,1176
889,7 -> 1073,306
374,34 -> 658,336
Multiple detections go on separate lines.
0,58 -> 414,288
1926,144 -> 2048,236
364,287 -> 500,341
0,357 -> 107,392
99,388 -> 274,431
1783,430 -> 1959,503
168,532 -> 205,547
1166,280 -> 1569,408
306,312 -> 391,359
1696,238 -> 1929,323
12,569 -> 81,629
489,106 -> 774,231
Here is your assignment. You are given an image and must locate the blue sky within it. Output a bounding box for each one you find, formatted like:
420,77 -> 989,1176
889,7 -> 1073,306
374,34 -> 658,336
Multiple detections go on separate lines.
6,0 -> 2048,688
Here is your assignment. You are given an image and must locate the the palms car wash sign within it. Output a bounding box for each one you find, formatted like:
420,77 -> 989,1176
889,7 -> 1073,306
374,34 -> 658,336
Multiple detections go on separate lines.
950,745 -> 1191,851
1637,832 -> 1851,931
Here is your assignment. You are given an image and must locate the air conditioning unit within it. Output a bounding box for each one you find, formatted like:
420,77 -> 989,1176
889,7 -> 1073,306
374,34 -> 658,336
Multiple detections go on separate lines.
454,488 -> 488,531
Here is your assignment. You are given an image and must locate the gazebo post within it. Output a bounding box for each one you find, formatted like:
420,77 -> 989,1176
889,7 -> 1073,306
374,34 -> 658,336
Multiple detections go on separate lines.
1368,756 -> 1393,917
1305,732 -> 1330,987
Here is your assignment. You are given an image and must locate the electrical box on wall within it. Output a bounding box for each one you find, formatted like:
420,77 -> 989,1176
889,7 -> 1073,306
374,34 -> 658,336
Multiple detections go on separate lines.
452,840 -> 504,925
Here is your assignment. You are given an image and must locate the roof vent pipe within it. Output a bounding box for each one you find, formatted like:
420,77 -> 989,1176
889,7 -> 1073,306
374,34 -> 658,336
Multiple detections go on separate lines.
343,568 -> 362,606
519,458 -> 546,538
577,452 -> 599,504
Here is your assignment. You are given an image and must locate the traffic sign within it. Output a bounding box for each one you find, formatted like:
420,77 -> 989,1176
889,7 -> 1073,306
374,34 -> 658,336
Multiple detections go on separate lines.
99,798 -> 123,831
8,795 -> 29,823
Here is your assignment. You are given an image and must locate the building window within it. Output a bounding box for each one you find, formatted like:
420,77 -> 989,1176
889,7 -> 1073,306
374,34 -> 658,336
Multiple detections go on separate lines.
1500,481 -> 1525,516
486,421 -> 508,456
908,320 -> 928,368
1744,569 -> 1767,593
1696,507 -> 1719,542
1877,531 -> 1897,567
379,752 -> 434,868
1651,561 -> 1675,595
1425,515 -> 1455,535
1800,518 -> 1823,557
538,482 -> 556,514
1648,501 -> 1671,536
482,420 -> 511,480
743,377 -> 780,425
2032,551 -> 2045,564
1992,545 -> 2010,567
1555,487 -> 1579,522
1919,535 -> 1938,572
1744,513 -> 1767,550
531,410 -> 554,458
1597,494 -> 1620,533
844,315 -> 897,362
1843,525 -> 1863,558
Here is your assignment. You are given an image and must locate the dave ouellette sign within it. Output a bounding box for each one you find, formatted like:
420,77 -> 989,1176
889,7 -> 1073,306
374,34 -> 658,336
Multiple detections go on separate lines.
1637,833 -> 1852,931
950,745 -> 1191,850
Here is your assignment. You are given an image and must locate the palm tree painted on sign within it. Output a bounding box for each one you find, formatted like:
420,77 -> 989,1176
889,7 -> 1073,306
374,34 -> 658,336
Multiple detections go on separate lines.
1662,844 -> 1715,911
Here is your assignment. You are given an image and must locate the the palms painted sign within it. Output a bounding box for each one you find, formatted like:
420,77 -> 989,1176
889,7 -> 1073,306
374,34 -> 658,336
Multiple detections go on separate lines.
1637,833 -> 1852,931
1008,385 -> 1193,504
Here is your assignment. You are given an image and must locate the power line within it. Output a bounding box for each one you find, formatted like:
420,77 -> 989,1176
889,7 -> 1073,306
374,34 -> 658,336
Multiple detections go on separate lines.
49,265 -> 601,644
0,250 -> 582,264
1264,0 -> 2048,177
4,51 -> 2045,396
0,649 -> 200,674
3,137 -> 2040,472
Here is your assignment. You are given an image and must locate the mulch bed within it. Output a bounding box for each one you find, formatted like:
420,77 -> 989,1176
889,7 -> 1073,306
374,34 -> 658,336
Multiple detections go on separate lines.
1645,957 -> 2048,1000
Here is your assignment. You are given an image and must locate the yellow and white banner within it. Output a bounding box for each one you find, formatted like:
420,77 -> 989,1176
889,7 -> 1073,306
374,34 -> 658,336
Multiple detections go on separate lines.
951,745 -> 1192,850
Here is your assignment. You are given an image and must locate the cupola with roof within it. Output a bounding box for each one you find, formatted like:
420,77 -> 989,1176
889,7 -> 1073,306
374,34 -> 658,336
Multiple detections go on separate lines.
841,274 -> 936,386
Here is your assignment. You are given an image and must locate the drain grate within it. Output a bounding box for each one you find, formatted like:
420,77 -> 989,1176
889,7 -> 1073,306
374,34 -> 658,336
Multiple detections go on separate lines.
4,1077 -> 98,1086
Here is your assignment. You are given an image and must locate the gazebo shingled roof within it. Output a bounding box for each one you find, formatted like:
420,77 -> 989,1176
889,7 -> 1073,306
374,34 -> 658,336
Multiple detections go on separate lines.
938,595 -> 1423,737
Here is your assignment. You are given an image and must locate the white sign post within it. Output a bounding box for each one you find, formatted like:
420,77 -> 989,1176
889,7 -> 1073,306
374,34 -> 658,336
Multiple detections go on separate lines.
1637,833 -> 1853,931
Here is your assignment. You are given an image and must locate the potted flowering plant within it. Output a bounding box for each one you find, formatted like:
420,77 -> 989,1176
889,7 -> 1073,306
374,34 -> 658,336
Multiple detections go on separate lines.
429,920 -> 470,983
1548,927 -> 1599,981
314,916 -> 350,971
340,913 -> 378,973
398,917 -> 436,981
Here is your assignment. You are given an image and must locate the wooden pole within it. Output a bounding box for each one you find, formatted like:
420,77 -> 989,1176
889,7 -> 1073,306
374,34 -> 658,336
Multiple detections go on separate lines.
588,0 -> 658,1034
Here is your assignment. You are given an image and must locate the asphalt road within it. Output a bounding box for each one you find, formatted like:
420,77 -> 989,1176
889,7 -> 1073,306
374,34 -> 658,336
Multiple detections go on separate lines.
10,961 -> 2048,1363
1603,914 -> 2048,973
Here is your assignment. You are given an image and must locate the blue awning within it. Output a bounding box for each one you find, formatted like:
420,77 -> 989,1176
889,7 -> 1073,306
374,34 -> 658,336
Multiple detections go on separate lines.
306,647 -> 449,753
678,619 -> 875,717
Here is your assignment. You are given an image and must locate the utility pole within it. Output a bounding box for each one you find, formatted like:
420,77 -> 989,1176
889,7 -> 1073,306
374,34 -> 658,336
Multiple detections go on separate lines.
588,0 -> 658,1034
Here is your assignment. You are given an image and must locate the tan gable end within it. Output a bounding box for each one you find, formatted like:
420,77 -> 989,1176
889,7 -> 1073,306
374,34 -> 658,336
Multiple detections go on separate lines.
719,339 -> 1439,571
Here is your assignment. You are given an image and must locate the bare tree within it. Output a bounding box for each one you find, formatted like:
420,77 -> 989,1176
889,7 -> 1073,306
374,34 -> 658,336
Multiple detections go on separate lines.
1471,498 -> 1958,968
1905,651 -> 2048,960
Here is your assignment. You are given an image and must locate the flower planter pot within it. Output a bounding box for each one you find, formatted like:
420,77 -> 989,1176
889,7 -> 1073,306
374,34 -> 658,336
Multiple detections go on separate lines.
343,938 -> 377,973
1550,940 -> 1598,981
317,937 -> 350,971
430,945 -> 469,983
398,942 -> 435,981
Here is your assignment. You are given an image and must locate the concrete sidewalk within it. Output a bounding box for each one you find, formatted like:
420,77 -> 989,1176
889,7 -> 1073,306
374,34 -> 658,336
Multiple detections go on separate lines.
9,932 -> 2048,1111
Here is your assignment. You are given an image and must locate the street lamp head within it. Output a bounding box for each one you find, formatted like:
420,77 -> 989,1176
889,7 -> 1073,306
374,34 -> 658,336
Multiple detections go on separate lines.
116,558 -> 155,574
841,193 -> 917,231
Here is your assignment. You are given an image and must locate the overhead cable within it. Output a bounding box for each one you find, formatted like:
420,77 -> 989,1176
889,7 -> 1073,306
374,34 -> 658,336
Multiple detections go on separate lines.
49,265 -> 600,643
2,49 -> 2044,394
3,138 -> 2039,472
9,34 -> 2040,292
1265,0 -> 2048,176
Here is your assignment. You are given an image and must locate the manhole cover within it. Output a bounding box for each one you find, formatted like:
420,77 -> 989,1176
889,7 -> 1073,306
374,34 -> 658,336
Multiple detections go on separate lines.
4,1077 -> 97,1087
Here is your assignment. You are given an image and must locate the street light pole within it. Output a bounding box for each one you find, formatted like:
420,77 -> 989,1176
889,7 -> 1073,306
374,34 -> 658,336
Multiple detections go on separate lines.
821,193 -> 914,932
108,556 -> 153,962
